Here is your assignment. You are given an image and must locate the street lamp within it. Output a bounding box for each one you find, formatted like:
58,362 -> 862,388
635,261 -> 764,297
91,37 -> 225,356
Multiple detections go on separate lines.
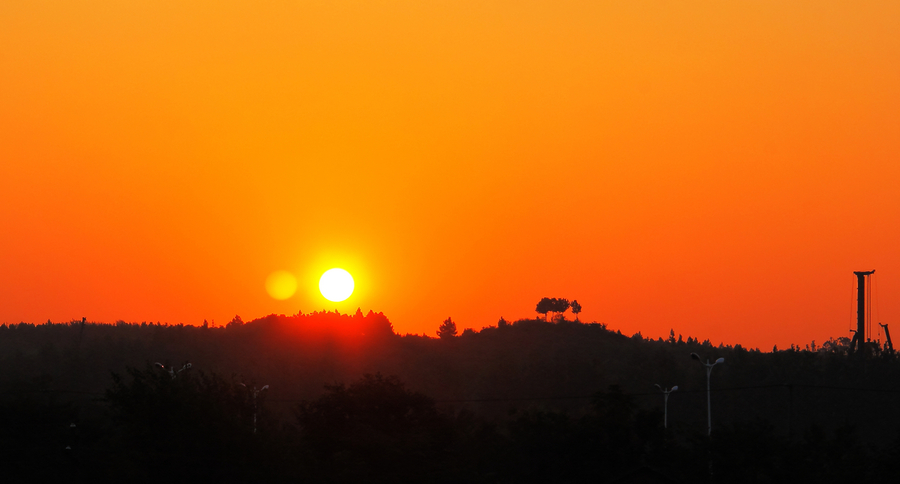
154,362 -> 192,379
240,384 -> 269,434
653,384 -> 678,428
691,353 -> 724,436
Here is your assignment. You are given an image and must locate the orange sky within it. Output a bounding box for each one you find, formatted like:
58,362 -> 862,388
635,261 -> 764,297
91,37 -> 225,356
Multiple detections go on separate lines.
2,1 -> 898,350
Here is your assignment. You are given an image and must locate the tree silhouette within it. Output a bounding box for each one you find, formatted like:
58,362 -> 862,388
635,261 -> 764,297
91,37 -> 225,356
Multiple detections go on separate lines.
552,298 -> 570,321
295,373 -> 451,482
226,314 -> 244,328
7,311 -> 900,482
105,364 -> 263,482
536,297 -> 570,321
535,298 -> 553,321
571,300 -> 582,321
437,317 -> 457,339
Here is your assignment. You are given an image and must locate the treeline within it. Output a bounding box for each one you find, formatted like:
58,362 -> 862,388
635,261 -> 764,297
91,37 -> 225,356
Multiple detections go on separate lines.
4,365 -> 900,483
2,312 -> 900,481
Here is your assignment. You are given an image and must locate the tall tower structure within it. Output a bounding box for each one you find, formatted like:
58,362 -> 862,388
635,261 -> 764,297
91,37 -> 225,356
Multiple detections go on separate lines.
850,270 -> 875,354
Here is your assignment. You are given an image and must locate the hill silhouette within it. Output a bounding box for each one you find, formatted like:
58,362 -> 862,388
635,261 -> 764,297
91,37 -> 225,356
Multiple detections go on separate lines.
2,311 -> 900,481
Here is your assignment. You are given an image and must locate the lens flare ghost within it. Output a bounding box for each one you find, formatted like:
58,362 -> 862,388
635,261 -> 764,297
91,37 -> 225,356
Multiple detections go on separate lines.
265,270 -> 297,300
319,268 -> 354,302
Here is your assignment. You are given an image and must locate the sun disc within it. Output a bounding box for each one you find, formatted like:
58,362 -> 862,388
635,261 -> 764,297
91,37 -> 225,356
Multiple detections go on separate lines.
319,268 -> 354,302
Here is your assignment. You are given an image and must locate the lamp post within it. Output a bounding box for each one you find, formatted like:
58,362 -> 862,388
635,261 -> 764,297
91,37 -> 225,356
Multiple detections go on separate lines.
691,353 -> 724,436
653,384 -> 678,428
240,384 -> 269,434
154,362 -> 192,379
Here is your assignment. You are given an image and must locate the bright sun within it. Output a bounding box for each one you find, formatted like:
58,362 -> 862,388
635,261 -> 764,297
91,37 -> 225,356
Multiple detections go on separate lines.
319,268 -> 354,302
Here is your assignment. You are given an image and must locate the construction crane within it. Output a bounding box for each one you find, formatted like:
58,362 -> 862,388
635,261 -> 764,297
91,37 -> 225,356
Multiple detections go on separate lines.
880,323 -> 894,354
849,270 -> 875,354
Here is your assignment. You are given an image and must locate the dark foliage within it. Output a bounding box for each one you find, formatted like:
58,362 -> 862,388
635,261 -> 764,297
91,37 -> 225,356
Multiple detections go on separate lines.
103,364 -> 287,483
0,378 -> 81,480
4,313 -> 900,482
535,297 -> 570,321
438,317 -> 458,339
295,373 -> 453,483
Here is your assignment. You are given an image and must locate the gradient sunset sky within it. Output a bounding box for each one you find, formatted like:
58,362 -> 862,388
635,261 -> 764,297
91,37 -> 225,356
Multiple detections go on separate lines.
2,1 -> 898,350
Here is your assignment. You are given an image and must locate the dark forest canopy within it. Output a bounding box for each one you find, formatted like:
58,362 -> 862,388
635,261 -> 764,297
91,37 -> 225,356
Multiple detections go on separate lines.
2,312 -> 900,482
0,311 -> 895,411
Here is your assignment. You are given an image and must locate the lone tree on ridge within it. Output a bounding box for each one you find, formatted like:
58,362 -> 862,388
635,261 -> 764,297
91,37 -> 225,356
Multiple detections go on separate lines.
571,300 -> 582,321
535,297 -> 570,321
437,317 -> 458,339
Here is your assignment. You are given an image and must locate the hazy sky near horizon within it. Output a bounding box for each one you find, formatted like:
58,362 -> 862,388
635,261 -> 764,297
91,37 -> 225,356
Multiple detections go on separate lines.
2,1 -> 898,349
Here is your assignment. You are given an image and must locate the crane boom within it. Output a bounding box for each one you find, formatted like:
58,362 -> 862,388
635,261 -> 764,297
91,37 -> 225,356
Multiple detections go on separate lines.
880,323 -> 894,354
